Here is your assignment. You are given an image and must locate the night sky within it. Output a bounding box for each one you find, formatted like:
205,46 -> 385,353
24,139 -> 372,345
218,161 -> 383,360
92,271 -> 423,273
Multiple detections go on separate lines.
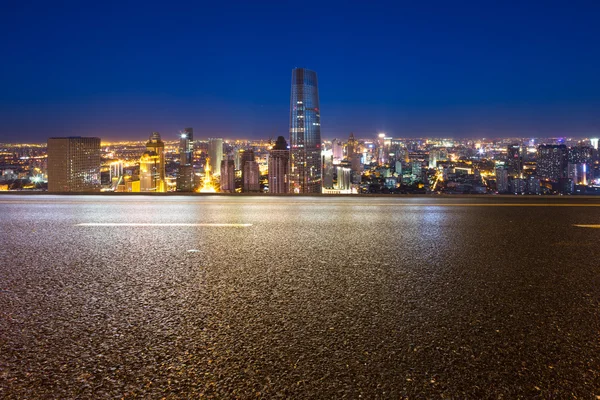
1,0 -> 600,142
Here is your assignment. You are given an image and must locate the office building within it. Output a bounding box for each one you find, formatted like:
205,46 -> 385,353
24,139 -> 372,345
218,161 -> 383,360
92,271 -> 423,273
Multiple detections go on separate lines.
243,160 -> 260,192
268,136 -> 290,194
208,138 -> 223,176
177,127 -> 194,192
140,132 -> 166,192
179,127 -> 194,165
47,137 -> 101,192
289,68 -> 322,193
220,159 -> 235,193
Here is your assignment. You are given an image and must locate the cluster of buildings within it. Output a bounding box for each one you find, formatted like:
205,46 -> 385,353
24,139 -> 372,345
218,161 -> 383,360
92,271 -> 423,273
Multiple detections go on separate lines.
2,68 -> 600,195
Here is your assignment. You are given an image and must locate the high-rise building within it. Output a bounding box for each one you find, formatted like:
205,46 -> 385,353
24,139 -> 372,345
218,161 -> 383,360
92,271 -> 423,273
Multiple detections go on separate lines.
240,149 -> 255,192
220,159 -> 235,193
537,144 -> 568,181
289,68 -> 322,193
140,132 -> 166,192
47,137 -> 101,192
243,160 -> 260,192
495,167 -> 509,193
177,128 -> 195,192
208,138 -> 223,176
332,139 -> 343,164
506,144 -> 522,177
179,127 -> 194,165
268,136 -> 290,194
590,138 -> 599,151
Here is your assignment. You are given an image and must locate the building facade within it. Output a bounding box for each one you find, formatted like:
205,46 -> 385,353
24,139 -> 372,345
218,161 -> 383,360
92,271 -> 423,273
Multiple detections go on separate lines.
208,138 -> 223,177
537,144 -> 568,181
268,136 -> 290,194
47,137 -> 101,192
220,159 -> 235,193
140,132 -> 166,192
289,68 -> 322,193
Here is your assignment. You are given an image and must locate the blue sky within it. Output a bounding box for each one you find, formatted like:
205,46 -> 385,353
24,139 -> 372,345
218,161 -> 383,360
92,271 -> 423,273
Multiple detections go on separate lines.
1,0 -> 599,141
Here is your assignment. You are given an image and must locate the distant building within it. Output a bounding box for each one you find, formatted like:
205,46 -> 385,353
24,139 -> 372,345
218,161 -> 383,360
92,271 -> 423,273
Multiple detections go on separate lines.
240,149 -> 255,192
506,144 -> 522,177
179,127 -> 194,166
140,132 -> 166,192
47,136 -> 101,192
243,160 -> 260,192
220,159 -> 235,193
208,138 -> 223,176
495,167 -> 509,193
537,144 -> 567,181
177,128 -> 195,192
268,136 -> 290,194
527,176 -> 541,195
289,68 -> 322,193
177,165 -> 195,192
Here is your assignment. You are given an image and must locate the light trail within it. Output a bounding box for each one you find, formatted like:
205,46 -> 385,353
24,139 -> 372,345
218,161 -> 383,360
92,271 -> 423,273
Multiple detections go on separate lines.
572,224 -> 600,228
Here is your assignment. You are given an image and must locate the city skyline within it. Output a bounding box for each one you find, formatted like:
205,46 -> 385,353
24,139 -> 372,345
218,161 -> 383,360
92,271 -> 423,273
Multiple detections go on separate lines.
2,1 -> 600,142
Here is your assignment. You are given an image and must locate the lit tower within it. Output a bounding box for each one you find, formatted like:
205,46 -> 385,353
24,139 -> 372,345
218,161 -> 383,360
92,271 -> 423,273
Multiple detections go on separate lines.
179,127 -> 194,165
591,138 -> 599,150
177,127 -> 195,192
268,136 -> 290,194
289,68 -> 322,193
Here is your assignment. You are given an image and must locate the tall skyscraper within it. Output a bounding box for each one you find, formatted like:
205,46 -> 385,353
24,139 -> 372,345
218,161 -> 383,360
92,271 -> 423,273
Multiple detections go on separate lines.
179,127 -> 194,165
268,136 -> 290,194
208,138 -> 223,176
220,159 -> 235,193
289,68 -> 322,193
47,137 -> 101,192
177,128 -> 195,192
140,132 -> 166,192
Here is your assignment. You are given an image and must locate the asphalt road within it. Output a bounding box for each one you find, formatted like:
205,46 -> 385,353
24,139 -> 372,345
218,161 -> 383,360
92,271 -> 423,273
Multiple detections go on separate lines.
1,195 -> 599,398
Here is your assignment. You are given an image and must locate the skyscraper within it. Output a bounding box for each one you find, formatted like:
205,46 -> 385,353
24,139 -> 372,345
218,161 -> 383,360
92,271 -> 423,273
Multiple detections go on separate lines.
179,127 -> 194,165
47,137 -> 101,192
289,68 -> 322,193
208,138 -> 223,177
220,159 -> 235,193
140,132 -> 166,192
268,136 -> 290,194
177,127 -> 195,192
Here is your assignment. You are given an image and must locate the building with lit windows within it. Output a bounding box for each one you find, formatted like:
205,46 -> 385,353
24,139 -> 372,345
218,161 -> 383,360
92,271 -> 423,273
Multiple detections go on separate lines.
220,159 -> 235,193
47,137 -> 101,192
177,127 -> 195,192
140,132 -> 166,192
179,127 -> 194,165
537,144 -> 568,181
289,68 -> 322,193
268,136 -> 289,194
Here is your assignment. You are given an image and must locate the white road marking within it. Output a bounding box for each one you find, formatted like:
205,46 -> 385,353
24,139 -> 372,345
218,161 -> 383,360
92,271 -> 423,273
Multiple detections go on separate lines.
76,223 -> 252,227
573,224 -> 600,228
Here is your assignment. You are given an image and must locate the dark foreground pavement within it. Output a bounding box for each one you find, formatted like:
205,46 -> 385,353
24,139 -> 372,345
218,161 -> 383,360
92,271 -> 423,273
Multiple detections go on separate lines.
1,195 -> 599,398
